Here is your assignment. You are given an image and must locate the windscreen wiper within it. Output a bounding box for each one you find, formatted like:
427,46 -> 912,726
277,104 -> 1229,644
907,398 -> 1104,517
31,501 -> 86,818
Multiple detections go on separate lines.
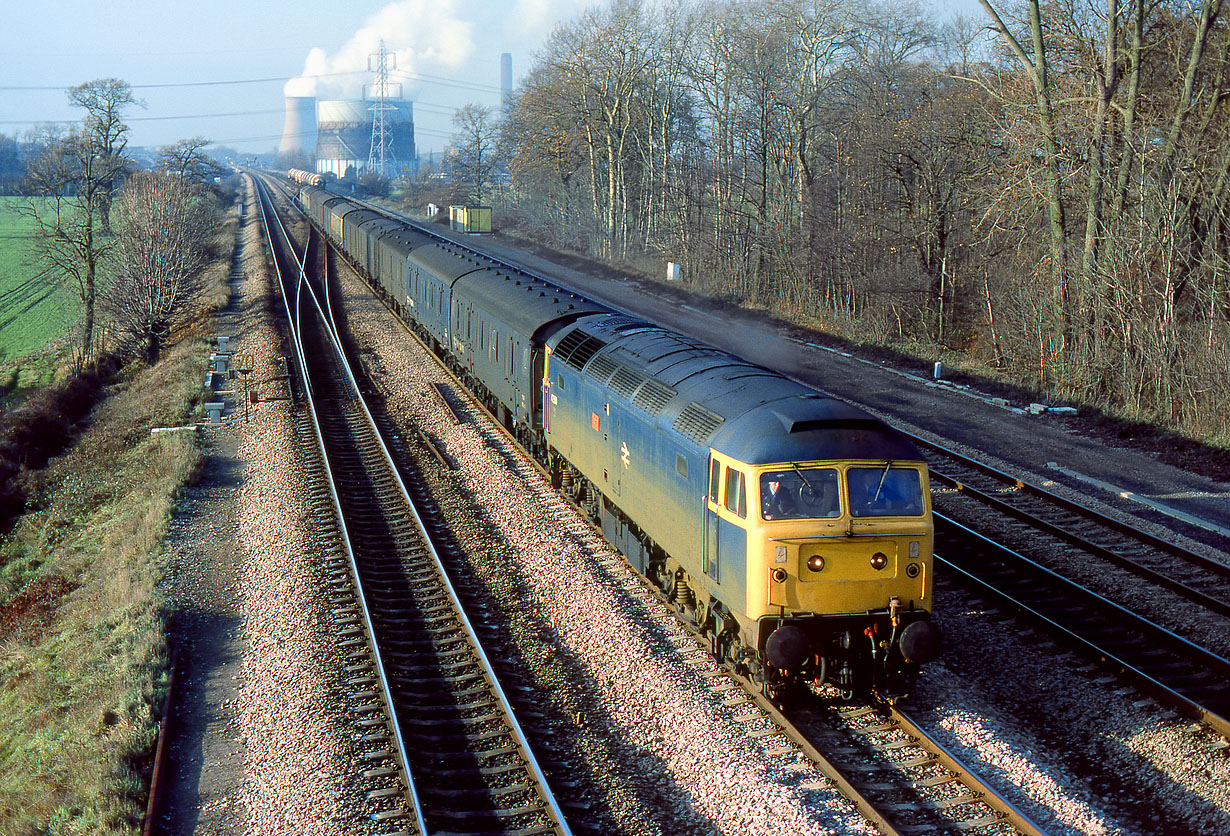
791,463 -> 819,496
873,461 -> 892,502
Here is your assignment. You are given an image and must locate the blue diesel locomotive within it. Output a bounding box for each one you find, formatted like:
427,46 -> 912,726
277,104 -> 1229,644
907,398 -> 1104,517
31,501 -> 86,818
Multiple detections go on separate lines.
297,184 -> 942,699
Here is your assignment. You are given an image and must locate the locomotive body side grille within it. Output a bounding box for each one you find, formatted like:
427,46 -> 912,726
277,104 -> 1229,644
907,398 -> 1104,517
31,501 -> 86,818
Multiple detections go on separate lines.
554,331 -> 606,369
609,367 -> 646,399
633,379 -> 676,416
674,403 -> 724,444
586,355 -> 619,384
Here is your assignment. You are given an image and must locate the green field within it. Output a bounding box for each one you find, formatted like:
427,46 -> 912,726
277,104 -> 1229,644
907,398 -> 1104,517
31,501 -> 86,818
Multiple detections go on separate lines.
0,197 -> 74,366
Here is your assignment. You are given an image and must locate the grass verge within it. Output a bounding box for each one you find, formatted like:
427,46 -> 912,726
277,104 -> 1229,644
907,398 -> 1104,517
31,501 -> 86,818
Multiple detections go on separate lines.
0,204 -> 235,835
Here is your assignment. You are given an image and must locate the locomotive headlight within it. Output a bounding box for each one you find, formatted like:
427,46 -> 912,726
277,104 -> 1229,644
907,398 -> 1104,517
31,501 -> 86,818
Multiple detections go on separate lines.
771,568 -> 788,583
806,555 -> 825,573
870,552 -> 888,571
905,562 -> 921,578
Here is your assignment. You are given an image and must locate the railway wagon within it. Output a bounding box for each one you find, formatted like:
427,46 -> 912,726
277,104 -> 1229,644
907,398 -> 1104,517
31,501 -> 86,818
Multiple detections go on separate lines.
288,168 -> 324,187
320,195 -> 353,244
446,267 -> 607,434
364,223 -> 418,299
338,207 -> 386,278
400,241 -> 468,349
297,185 -> 941,698
299,184 -> 332,227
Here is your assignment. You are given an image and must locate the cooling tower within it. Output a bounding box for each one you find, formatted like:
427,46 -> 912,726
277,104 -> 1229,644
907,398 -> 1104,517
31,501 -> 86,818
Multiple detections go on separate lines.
278,96 -> 318,157
315,99 -> 416,178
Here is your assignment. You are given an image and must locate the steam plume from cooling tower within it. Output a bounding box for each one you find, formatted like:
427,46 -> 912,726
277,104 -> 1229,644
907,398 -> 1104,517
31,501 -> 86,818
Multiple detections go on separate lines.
284,0 -> 475,101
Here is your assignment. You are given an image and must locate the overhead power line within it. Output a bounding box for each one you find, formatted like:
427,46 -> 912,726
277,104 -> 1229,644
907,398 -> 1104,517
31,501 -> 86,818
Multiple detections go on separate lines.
1,68 -> 503,95
388,69 -> 502,95
0,109 -> 284,126
0,71 -> 365,92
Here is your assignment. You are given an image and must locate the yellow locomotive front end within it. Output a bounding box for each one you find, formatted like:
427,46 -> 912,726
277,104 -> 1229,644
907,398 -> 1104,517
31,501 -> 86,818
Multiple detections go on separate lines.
744,460 -> 942,698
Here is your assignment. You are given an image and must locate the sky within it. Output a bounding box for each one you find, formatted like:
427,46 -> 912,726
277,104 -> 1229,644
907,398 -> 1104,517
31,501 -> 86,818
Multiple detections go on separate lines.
1,0 -> 986,158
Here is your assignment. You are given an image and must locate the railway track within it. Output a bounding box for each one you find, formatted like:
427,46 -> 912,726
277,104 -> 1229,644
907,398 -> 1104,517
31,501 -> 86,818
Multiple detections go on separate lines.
253,176 -> 573,836
780,695 -> 1046,836
897,435 -> 1230,737
933,515 -> 1230,737
271,174 -> 1230,834
290,189 -> 1060,836
916,435 -> 1230,617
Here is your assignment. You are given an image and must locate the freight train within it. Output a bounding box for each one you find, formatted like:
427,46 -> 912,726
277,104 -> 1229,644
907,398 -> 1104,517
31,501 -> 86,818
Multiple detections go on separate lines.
295,182 -> 942,700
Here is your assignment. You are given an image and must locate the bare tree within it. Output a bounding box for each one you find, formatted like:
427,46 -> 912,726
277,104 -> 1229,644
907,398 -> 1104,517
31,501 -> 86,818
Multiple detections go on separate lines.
0,132 -> 22,189
104,172 -> 215,364
359,169 -> 391,197
545,0 -> 656,258
67,78 -> 142,233
157,136 -> 220,183
451,104 -> 500,204
493,0 -> 1230,439
20,79 -> 140,367
502,63 -> 590,231
22,128 -> 114,368
978,0 -> 1072,370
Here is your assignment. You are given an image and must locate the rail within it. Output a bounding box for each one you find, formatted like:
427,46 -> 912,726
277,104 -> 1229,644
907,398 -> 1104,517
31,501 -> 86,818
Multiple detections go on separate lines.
254,173 -> 573,835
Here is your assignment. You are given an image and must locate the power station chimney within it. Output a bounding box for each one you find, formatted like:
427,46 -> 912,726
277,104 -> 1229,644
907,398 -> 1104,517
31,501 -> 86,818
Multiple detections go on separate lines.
500,53 -> 513,115
279,96 -> 318,157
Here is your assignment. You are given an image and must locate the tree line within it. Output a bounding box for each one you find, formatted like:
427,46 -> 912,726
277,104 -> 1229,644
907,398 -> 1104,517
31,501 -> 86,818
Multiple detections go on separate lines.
12,80 -> 223,370
442,0 -> 1230,442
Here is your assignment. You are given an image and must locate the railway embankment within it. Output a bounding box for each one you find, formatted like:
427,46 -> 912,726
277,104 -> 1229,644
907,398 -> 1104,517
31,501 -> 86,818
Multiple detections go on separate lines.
0,201 -> 235,832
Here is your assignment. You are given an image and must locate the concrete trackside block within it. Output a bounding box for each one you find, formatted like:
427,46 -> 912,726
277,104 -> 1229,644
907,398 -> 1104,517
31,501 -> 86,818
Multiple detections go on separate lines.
204,402 -> 225,423
151,425 -> 198,436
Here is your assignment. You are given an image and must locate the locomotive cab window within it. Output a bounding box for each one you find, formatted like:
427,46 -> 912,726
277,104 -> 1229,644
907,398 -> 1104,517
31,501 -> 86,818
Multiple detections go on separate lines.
723,467 -> 746,519
847,466 -> 925,517
709,460 -> 721,503
761,467 -> 840,521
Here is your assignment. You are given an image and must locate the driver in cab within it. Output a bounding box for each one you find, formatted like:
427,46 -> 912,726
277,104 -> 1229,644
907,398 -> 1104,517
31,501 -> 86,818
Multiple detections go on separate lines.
761,469 -> 840,520
761,474 -> 799,520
